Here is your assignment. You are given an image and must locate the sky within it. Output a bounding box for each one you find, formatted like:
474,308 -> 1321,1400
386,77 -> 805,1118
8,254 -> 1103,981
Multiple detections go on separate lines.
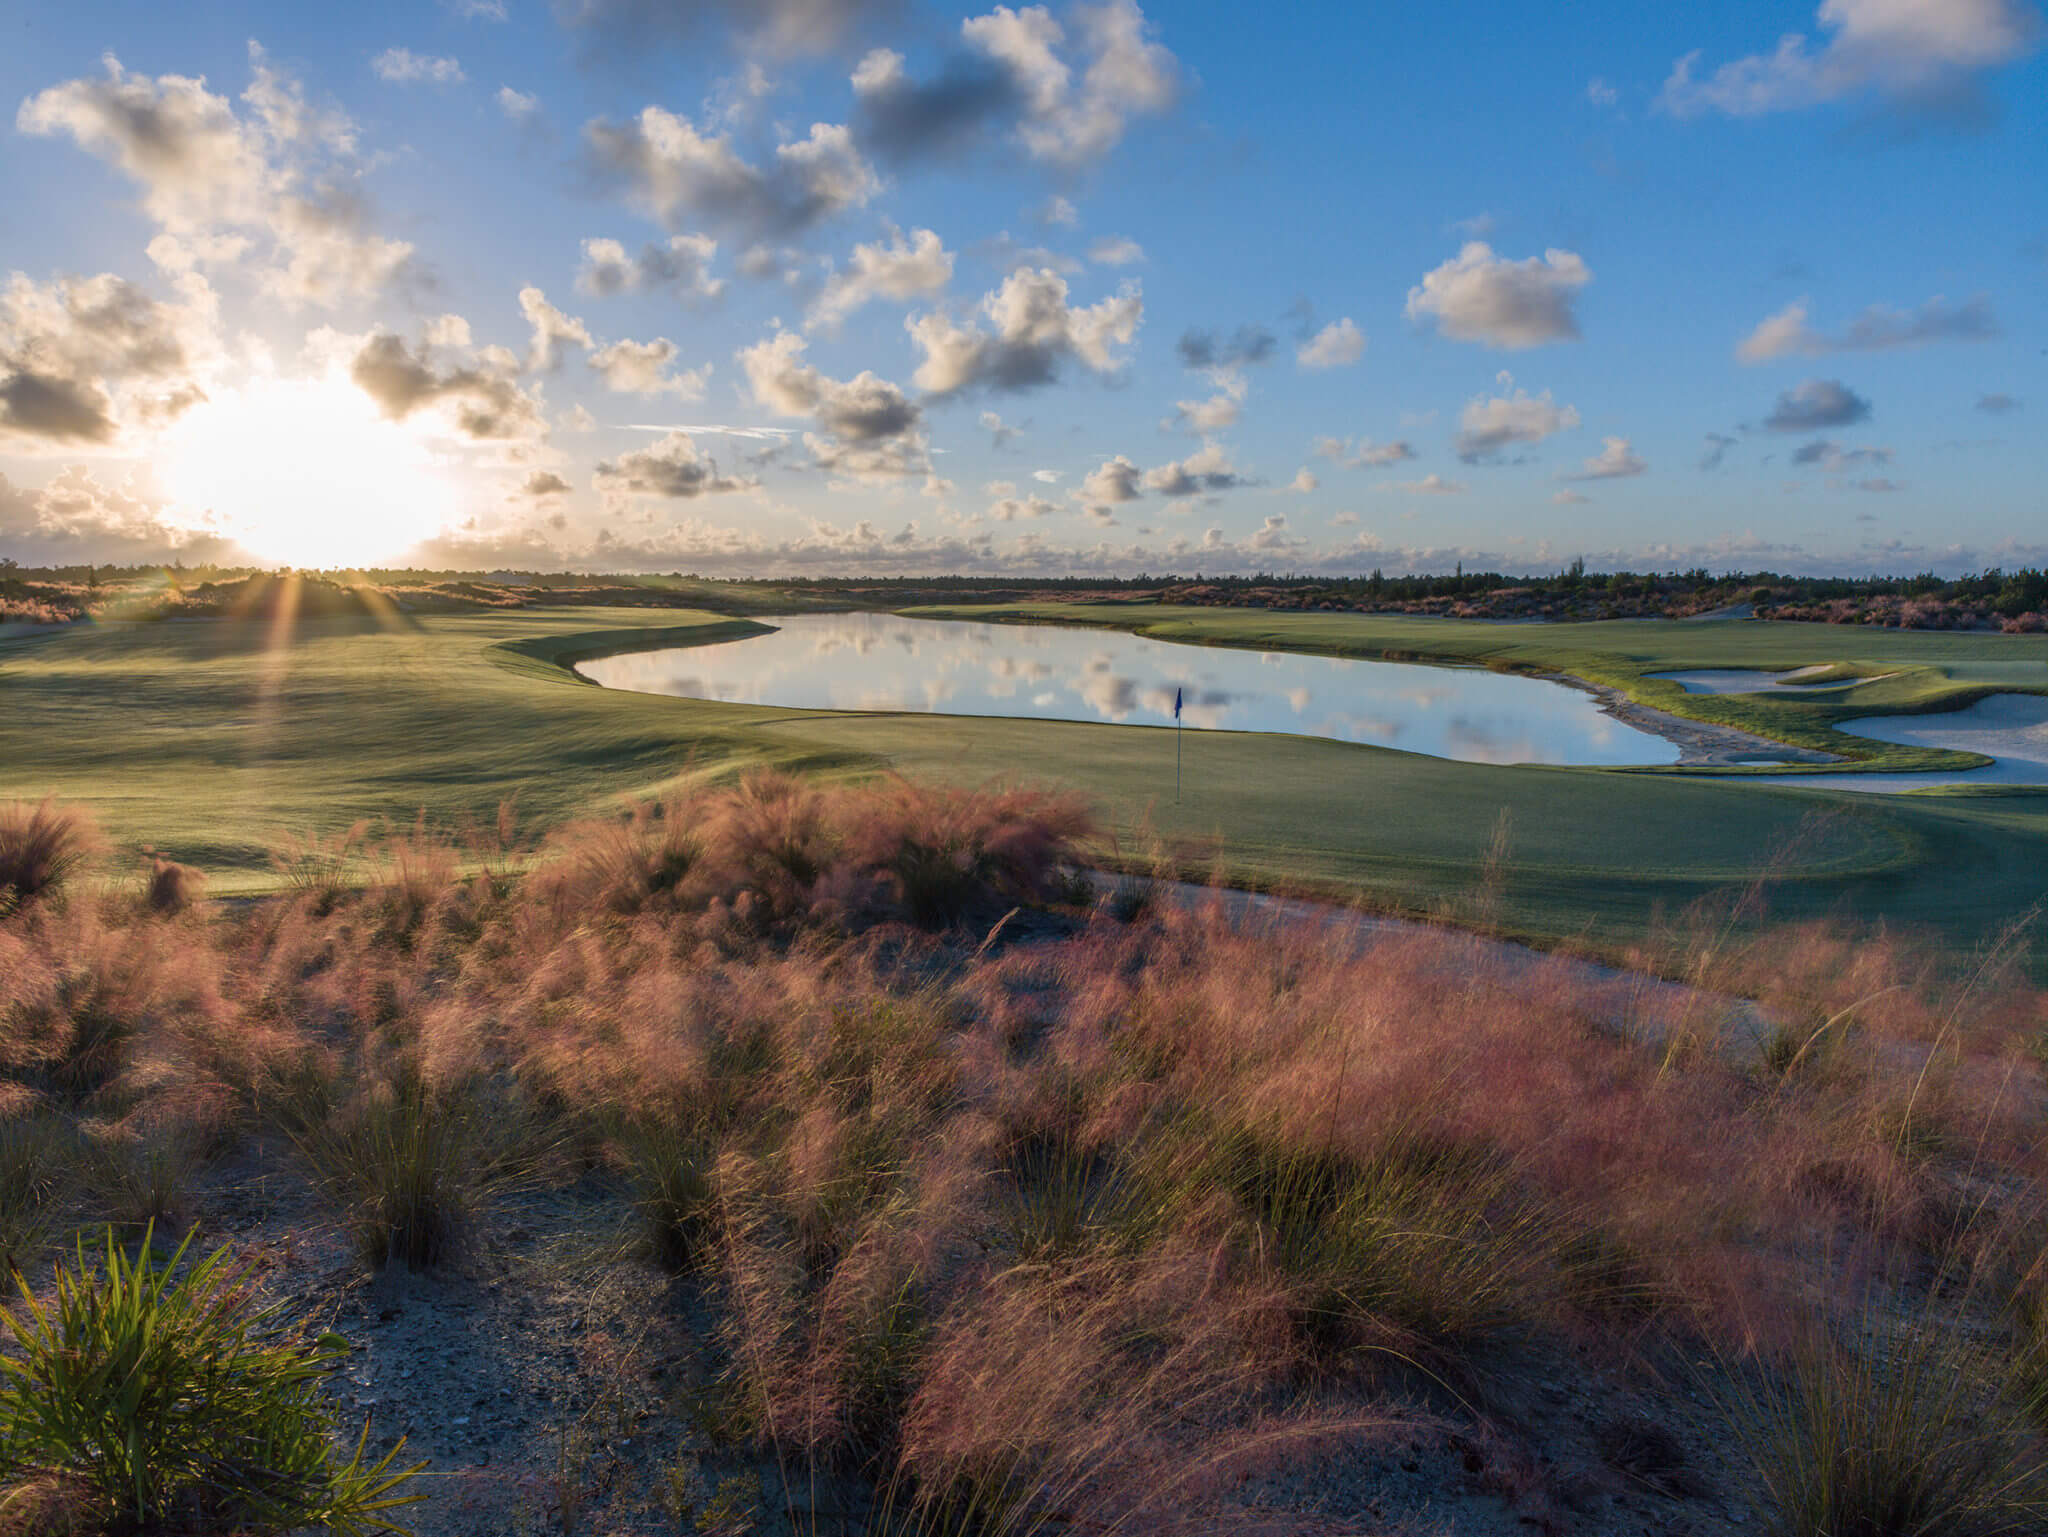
1,0 -> 2043,578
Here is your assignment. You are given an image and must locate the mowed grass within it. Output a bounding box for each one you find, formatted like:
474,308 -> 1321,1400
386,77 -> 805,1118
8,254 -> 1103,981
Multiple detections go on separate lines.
3,604 -> 2047,965
908,601 -> 2048,774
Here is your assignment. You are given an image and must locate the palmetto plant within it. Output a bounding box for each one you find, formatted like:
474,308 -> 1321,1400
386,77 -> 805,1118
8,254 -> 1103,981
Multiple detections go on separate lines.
0,1225 -> 428,1535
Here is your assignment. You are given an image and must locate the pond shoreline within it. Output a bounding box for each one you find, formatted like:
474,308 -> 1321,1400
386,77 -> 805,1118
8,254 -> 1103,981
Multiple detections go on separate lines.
1559,674 -> 1845,767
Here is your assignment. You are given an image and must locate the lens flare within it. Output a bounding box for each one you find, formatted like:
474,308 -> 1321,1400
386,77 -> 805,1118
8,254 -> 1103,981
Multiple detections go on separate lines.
159,375 -> 456,569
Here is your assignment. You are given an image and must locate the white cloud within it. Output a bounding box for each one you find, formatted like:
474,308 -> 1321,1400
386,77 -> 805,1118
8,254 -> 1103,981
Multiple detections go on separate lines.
1315,436 -> 1416,469
908,267 -> 1141,397
811,226 -> 954,330
1552,488 -> 1591,505
962,0 -> 1178,166
1078,454 -> 1142,509
1088,235 -> 1144,265
497,86 -> 538,118
19,47 -> 414,307
1586,78 -> 1619,107
584,107 -> 878,237
737,329 -> 928,480
450,0 -> 508,19
1658,0 -> 2042,118
0,466 -> 247,564
372,49 -> 466,85
593,430 -> 755,503
1405,242 -> 1591,348
988,492 -> 1057,520
1171,367 -> 1246,433
980,409 -> 1018,447
1569,436 -> 1647,480
1381,473 -> 1466,495
0,270 -> 218,449
1296,317 -> 1365,368
589,337 -> 709,397
576,234 -> 725,302
1289,467 -> 1318,493
1144,438 -> 1242,496
1454,375 -> 1581,461
517,287 -> 593,371
1736,294 -> 1997,361
349,331 -> 548,443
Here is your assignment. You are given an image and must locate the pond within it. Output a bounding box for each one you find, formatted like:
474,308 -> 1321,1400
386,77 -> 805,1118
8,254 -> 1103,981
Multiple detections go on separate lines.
575,613 -> 1681,767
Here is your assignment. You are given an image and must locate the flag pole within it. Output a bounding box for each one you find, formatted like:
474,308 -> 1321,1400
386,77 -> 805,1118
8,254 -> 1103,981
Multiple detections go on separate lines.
1174,685 -> 1182,802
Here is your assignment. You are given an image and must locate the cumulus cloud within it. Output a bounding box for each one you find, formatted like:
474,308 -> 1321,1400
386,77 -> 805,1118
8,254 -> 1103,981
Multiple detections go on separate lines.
1296,317 -> 1365,368
584,108 -> 878,239
349,332 -> 546,441
592,430 -> 755,502
1791,438 -> 1891,469
0,466 -> 245,565
520,470 -> 572,498
810,226 -> 954,329
19,47 -> 414,306
1453,376 -> 1581,462
1077,455 -> 1142,509
0,271 -> 215,450
372,49 -> 465,84
1176,325 -> 1275,369
1144,439 -> 1242,496
1657,0 -> 2042,120
738,329 -> 928,480
1700,431 -> 1738,470
1763,377 -> 1872,431
588,338 -> 710,397
1288,467 -> 1318,493
497,86 -> 539,118
1552,488 -> 1592,505
576,235 -> 724,302
1737,294 -> 1998,361
853,1 -> 1177,166
908,267 -> 1140,397
1170,368 -> 1246,433
1381,473 -> 1466,495
1568,436 -> 1647,480
558,0 -> 900,59
988,492 -> 1057,520
1405,243 -> 1591,349
979,409 -> 1019,446
1088,236 -> 1144,265
517,287 -> 593,371
1314,436 -> 1415,469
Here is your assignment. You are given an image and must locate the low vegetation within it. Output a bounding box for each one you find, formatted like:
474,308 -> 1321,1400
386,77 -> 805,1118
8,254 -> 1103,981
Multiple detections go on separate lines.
3,778 -> 2047,1531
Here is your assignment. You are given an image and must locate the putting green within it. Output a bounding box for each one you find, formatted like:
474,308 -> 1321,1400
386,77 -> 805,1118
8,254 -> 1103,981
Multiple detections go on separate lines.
2,604 -> 2044,967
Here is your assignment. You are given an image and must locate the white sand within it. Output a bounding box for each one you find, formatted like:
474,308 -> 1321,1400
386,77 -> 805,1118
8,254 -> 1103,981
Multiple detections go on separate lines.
1742,693 -> 2048,793
1651,665 -> 1872,695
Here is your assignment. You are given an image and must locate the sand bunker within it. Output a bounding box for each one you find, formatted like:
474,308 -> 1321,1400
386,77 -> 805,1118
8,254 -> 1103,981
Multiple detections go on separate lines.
1653,665 -> 1863,695
1744,693 -> 2048,793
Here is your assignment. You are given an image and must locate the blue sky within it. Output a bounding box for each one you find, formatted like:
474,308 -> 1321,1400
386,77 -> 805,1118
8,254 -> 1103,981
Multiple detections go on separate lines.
1,0 -> 2042,575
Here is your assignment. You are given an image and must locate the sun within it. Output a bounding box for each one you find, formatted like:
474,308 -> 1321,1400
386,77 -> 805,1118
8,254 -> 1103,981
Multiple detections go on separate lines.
159,375 -> 458,569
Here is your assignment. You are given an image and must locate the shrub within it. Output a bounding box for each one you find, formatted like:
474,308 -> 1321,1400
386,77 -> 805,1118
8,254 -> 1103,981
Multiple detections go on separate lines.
143,857 -> 205,916
292,1079 -> 537,1270
1722,1307 -> 2048,1537
0,800 -> 99,911
0,1117 -> 77,1272
0,1226 -> 427,1535
617,1115 -> 714,1272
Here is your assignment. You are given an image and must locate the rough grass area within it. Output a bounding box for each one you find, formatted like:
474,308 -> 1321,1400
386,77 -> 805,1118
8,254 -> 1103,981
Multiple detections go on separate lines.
4,784 -> 2047,1534
4,605 -> 2048,966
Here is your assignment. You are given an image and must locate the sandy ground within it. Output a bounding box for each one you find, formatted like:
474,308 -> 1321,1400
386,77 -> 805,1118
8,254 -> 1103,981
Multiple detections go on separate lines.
1558,676 -> 1841,768
124,885 -> 1783,1537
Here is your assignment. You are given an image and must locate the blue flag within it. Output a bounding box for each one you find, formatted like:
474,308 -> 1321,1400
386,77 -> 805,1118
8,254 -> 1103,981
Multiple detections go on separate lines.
1173,686 -> 1183,719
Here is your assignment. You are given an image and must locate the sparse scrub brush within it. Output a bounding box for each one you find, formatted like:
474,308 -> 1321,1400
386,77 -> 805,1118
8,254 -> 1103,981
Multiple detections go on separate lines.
292,1076 -> 539,1270
0,800 -> 99,912
1721,1303 -> 2048,1537
142,855 -> 205,916
0,1226 -> 427,1535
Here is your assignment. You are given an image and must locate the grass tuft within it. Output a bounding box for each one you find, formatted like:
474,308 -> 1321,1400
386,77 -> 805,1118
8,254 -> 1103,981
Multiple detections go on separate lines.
0,1225 -> 428,1535
0,800 -> 98,912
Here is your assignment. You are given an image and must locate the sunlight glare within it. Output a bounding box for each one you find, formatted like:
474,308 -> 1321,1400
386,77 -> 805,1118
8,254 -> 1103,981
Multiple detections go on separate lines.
160,376 -> 456,569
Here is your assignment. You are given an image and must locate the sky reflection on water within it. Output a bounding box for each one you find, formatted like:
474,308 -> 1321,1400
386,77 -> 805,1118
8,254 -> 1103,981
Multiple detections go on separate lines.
576,613 -> 1679,767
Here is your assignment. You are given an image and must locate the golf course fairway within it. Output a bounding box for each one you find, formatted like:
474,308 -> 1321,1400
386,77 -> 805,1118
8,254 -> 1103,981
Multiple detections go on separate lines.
3,602 -> 2045,967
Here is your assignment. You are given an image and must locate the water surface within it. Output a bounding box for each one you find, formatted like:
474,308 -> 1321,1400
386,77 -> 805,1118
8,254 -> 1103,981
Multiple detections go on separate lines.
577,613 -> 1679,767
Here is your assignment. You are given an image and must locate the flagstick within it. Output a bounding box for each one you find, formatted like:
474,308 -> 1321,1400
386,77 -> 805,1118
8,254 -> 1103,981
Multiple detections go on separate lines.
1175,710 -> 1182,802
